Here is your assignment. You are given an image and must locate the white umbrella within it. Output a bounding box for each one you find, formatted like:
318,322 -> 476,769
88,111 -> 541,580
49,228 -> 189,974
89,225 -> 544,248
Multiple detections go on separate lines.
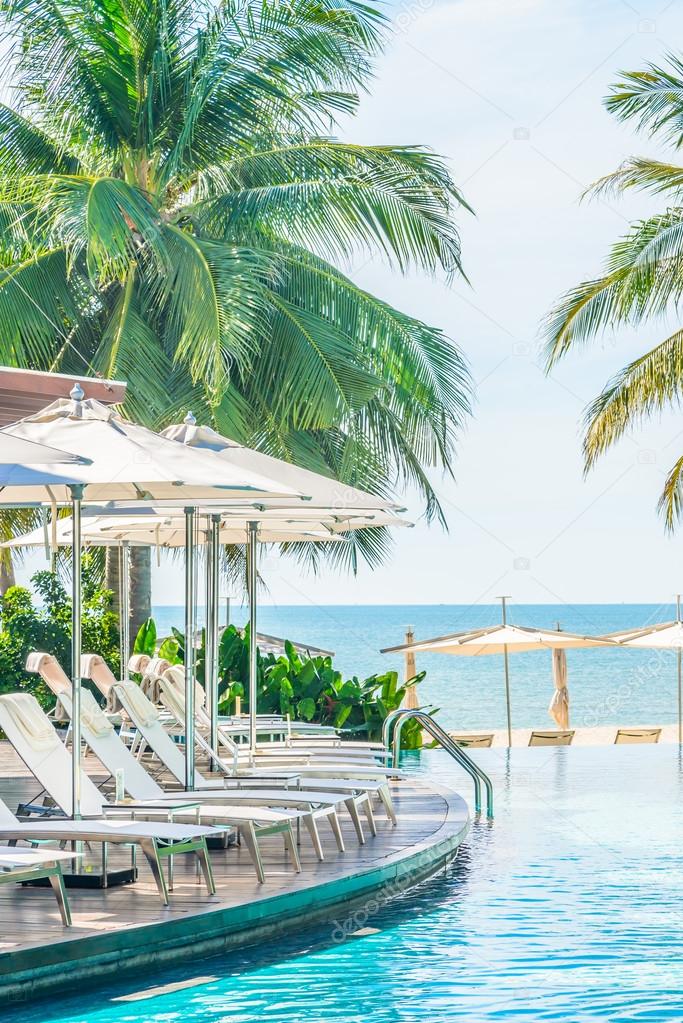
161,415 -> 410,760
382,600 -> 610,745
3,515 -> 352,548
605,599 -> 683,741
1,396 -> 305,503
161,417 -> 402,512
549,648 -> 570,729
389,623 -> 609,656
0,431 -> 90,466
4,513 -> 347,708
0,387 -> 309,810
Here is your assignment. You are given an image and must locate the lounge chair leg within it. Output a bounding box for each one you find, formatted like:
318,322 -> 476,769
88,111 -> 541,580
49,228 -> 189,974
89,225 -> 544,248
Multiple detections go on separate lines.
48,865 -> 72,926
346,798 -> 365,845
240,824 -> 265,884
362,795 -> 377,836
304,814 -> 324,861
283,825 -> 302,873
196,840 -> 216,895
140,838 -> 169,905
378,784 -> 397,825
328,810 -> 345,853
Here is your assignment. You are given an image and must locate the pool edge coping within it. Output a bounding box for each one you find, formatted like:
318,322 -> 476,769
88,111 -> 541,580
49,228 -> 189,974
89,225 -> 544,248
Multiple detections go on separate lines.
1,781 -> 470,1005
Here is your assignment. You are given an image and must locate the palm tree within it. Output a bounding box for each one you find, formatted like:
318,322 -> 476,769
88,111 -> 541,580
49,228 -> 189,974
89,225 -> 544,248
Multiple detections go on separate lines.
0,0 -> 472,619
544,53 -> 683,528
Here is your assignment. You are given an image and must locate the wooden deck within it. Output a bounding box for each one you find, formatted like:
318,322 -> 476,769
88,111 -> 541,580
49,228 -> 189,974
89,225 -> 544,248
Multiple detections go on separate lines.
0,743 -> 469,1003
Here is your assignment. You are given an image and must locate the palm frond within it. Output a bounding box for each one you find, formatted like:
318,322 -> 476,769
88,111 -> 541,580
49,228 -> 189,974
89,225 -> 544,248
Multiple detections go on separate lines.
659,454 -> 683,529
0,248 -> 87,366
588,158 -> 683,200
543,209 -> 683,368
606,54 -> 683,147
193,139 -> 469,276
583,327 -> 683,468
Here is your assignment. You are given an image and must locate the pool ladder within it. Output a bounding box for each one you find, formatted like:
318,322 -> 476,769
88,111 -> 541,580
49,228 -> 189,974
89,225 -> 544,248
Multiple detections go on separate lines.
383,709 -> 494,819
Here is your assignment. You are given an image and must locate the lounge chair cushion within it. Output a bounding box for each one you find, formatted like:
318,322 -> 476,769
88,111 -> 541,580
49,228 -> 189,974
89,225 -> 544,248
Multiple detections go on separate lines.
3,692 -> 63,752
116,681 -> 159,728
79,689 -> 114,737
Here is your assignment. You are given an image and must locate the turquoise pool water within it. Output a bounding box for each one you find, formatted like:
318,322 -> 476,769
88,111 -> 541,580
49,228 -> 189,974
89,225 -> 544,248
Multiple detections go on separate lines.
8,745 -> 683,1021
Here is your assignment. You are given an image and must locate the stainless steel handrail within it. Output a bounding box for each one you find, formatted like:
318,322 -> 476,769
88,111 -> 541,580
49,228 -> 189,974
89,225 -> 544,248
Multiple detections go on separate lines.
386,709 -> 494,818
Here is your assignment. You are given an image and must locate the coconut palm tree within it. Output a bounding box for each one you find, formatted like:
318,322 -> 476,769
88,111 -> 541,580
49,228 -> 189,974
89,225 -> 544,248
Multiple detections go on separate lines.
544,53 -> 683,528
0,0 -> 472,621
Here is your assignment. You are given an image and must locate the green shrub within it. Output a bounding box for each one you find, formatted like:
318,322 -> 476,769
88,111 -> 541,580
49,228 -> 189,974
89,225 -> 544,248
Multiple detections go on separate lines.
135,618 -> 427,747
0,566 -> 120,708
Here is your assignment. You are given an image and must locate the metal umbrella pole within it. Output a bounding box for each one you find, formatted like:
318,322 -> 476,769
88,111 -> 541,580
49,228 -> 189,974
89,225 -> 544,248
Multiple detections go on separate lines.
247,520 -> 259,760
70,484 -> 84,819
206,514 -> 221,761
499,595 -> 512,747
677,594 -> 682,745
121,541 -> 130,679
184,507 -> 196,790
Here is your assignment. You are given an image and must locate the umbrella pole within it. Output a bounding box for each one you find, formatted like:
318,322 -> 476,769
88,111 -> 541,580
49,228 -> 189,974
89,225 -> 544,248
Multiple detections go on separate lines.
503,647 -> 512,747
499,596 -> 512,747
674,593 -> 678,744
70,484 -> 84,820
674,650 -> 678,748
184,507 -> 196,790
247,521 -> 258,761
121,541 -> 130,680
207,514 -> 220,761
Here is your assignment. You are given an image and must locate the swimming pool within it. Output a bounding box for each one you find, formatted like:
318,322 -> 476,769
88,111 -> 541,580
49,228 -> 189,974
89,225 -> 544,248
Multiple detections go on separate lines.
8,744 -> 682,1021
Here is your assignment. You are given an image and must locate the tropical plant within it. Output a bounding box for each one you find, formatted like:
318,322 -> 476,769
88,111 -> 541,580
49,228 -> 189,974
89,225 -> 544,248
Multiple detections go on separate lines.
134,615 -> 426,745
0,566 -> 120,707
544,52 -> 683,526
0,0 -> 472,617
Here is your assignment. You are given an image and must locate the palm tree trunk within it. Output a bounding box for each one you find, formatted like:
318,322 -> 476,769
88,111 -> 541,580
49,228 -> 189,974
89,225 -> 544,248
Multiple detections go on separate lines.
105,548 -> 122,620
0,556 -> 15,595
129,546 -> 152,641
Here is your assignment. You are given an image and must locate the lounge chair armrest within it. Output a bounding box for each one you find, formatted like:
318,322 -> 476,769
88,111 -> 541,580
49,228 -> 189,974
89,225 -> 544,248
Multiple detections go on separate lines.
103,800 -> 202,816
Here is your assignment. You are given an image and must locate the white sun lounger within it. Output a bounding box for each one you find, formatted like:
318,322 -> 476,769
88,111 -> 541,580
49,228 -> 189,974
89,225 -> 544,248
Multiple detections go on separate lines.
81,657 -> 399,826
157,675 -> 387,773
0,693 -> 221,903
161,664 -> 387,755
124,655 -> 383,760
0,843 -> 79,925
29,655 -> 350,867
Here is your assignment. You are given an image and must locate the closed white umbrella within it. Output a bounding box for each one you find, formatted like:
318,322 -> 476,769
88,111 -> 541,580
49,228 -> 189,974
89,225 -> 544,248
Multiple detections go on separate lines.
549,648 -> 570,729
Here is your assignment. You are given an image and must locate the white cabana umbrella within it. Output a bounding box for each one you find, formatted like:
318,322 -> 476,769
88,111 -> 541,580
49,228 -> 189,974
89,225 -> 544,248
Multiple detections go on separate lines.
604,601 -> 683,741
4,515 -> 352,549
161,415 -> 410,759
382,602 -> 609,745
549,648 -> 570,729
0,432 -> 90,466
1,397 -> 305,503
161,416 -> 403,512
387,623 -> 608,656
0,387 -> 310,810
5,513 -> 347,707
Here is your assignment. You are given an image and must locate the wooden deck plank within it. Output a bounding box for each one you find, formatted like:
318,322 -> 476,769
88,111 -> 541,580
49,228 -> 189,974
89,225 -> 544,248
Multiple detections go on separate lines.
0,741 -> 469,999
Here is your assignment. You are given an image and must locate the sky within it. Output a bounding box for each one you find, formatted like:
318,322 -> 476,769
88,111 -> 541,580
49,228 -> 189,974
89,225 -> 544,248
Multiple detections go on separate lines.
14,0 -> 683,607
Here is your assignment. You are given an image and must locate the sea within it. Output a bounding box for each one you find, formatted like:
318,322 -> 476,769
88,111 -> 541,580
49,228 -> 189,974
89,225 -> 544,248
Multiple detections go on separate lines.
151,602 -> 681,732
